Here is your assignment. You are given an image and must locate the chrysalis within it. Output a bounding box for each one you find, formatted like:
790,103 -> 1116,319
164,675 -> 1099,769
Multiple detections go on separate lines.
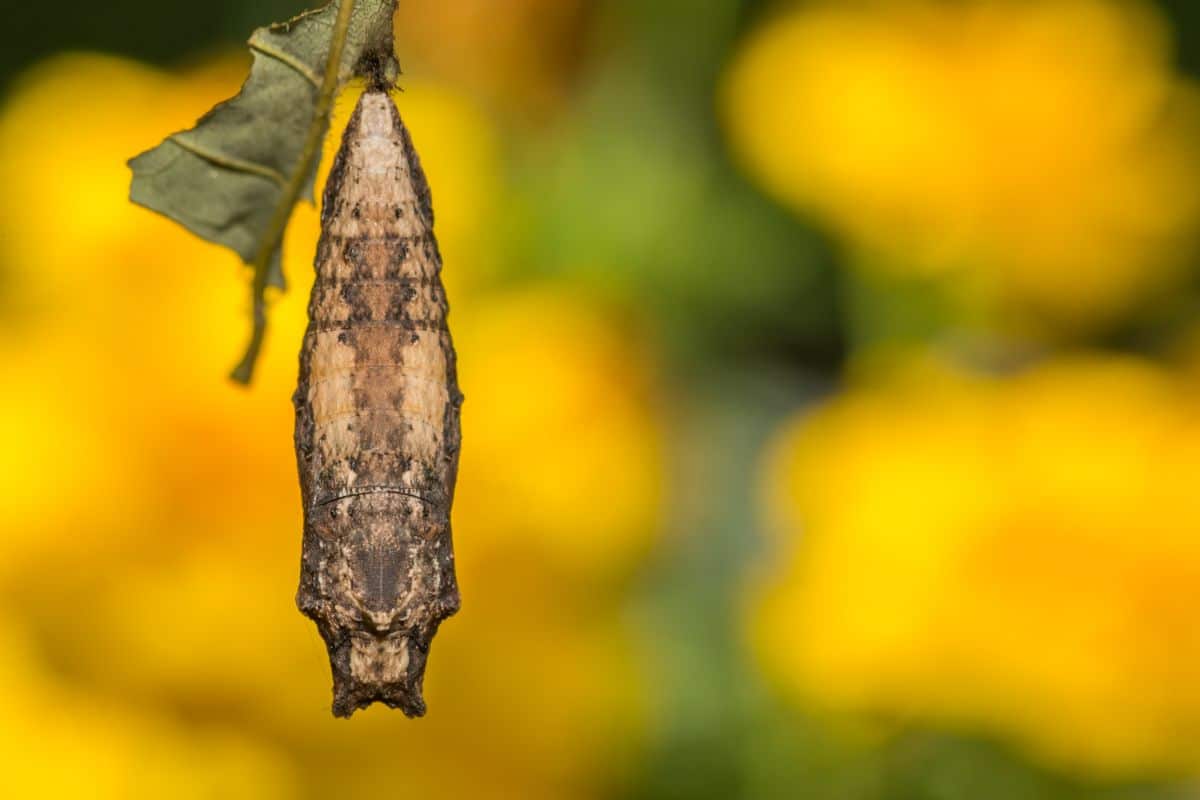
294,88 -> 463,718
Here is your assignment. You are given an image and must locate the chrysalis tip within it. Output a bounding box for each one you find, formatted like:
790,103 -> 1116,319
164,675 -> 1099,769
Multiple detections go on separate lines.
328,632 -> 431,719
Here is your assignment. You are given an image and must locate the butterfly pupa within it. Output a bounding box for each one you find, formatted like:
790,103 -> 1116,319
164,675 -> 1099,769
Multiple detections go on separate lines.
293,88 -> 463,718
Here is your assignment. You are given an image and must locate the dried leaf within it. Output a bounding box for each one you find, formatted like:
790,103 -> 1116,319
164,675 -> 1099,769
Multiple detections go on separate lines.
128,0 -> 399,383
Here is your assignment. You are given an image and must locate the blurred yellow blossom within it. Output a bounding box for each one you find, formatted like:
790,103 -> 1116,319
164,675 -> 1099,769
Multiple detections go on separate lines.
454,286 -> 665,582
722,0 -> 1200,329
0,52 -> 660,798
0,616 -> 297,798
754,353 -> 1200,776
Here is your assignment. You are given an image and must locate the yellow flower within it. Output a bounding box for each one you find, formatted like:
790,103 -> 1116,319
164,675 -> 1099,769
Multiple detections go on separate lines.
453,286 -> 665,582
755,354 -> 1200,776
0,616 -> 297,798
721,0 -> 1200,329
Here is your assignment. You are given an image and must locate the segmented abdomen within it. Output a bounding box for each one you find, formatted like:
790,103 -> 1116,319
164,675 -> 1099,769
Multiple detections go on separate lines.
294,100 -> 460,515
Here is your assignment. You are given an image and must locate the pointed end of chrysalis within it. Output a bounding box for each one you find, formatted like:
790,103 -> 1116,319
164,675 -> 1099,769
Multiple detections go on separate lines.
327,631 -> 433,719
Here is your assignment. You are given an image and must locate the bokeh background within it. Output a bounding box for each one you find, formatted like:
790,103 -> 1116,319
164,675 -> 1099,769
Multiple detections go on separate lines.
4,0 -> 1200,797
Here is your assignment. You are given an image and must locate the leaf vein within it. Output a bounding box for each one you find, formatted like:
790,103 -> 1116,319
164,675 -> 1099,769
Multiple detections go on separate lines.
169,136 -> 288,187
249,36 -> 323,89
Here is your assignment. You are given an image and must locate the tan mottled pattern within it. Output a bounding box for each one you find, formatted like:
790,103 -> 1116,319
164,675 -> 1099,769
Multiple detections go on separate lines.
294,90 -> 462,719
